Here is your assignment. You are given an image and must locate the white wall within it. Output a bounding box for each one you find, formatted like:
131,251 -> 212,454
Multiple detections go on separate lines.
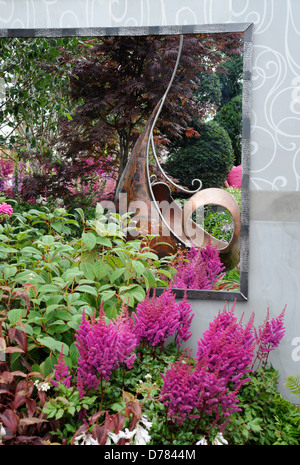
1,0 -> 300,403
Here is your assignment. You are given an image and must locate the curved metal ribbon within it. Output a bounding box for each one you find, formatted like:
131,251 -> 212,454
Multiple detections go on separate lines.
147,35 -> 202,195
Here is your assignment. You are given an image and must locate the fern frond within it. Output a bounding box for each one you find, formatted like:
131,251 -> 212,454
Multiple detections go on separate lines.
285,374 -> 300,399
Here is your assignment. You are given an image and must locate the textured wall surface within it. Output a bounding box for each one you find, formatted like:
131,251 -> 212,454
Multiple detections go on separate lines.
1,0 -> 300,403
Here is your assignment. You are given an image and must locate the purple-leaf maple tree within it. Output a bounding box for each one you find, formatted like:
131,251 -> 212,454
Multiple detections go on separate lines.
58,33 -> 243,191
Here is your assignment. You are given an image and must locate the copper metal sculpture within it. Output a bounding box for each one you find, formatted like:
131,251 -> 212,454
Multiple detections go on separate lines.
115,35 -> 241,270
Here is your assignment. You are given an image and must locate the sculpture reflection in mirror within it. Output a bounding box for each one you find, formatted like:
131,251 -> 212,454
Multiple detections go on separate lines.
115,34 -> 241,272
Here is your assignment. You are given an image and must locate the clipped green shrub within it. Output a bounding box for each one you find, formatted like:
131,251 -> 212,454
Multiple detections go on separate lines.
165,120 -> 234,191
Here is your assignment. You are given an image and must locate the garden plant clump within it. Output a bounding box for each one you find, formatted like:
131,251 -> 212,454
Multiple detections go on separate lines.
0,199 -> 299,446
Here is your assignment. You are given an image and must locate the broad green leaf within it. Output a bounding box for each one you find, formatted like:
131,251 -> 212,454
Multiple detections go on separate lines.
74,208 -> 85,222
47,323 -> 70,334
4,266 -> 17,280
120,292 -> 134,308
96,236 -> 112,247
69,342 -> 79,365
110,267 -> 126,284
62,268 -> 84,281
126,285 -> 145,302
141,268 -> 157,288
45,309 -> 70,320
100,290 -> 116,302
15,270 -> 45,284
93,261 -> 109,280
40,235 -> 55,246
38,284 -> 62,294
80,262 -> 95,280
7,309 -> 22,324
132,260 -> 145,276
37,336 -> 68,355
75,284 -> 98,296
82,232 -> 97,251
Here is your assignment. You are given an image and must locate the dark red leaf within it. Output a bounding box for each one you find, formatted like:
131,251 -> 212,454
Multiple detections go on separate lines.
25,397 -> 36,417
0,409 -> 18,434
114,413 -> 125,434
92,424 -> 108,445
12,328 -> 28,354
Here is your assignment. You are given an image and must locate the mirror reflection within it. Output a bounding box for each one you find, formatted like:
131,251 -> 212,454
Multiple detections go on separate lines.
0,31 -> 245,297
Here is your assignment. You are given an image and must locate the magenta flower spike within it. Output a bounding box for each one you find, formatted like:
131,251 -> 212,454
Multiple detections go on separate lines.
75,308 -> 120,396
113,304 -> 139,369
51,346 -> 72,388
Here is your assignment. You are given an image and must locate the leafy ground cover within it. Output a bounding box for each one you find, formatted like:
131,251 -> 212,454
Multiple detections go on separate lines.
0,199 -> 299,446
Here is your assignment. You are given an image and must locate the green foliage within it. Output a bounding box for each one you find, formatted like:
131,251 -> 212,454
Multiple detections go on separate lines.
225,366 -> 300,445
0,198 -> 298,446
165,120 -> 234,190
203,187 -> 241,243
285,373 -> 300,399
214,94 -> 242,165
0,200 -> 172,376
217,54 -> 243,106
0,37 -> 79,153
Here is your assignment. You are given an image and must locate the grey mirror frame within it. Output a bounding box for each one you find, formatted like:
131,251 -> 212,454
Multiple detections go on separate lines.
0,22 -> 253,302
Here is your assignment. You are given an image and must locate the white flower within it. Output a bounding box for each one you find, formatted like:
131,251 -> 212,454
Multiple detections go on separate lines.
133,424 -> 151,445
196,437 -> 208,445
140,414 -> 153,431
36,196 -> 47,205
213,433 -> 228,445
74,432 -> 99,445
108,428 -> 136,445
145,374 -> 152,380
0,422 -> 6,443
34,380 -> 51,392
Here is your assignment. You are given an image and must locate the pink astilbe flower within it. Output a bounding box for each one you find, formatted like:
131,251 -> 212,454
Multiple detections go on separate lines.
0,202 -> 13,217
75,305 -> 139,397
175,292 -> 195,345
192,360 -> 242,430
173,244 -> 225,290
75,308 -> 120,397
253,306 -> 286,370
161,302 -> 256,432
113,304 -> 139,369
133,287 -> 180,347
160,350 -> 199,425
196,302 -> 256,390
133,287 -> 194,347
160,351 -> 241,431
51,347 -> 72,388
200,243 -> 226,288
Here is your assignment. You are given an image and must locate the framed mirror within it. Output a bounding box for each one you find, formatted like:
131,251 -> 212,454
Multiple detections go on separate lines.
0,23 -> 253,302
